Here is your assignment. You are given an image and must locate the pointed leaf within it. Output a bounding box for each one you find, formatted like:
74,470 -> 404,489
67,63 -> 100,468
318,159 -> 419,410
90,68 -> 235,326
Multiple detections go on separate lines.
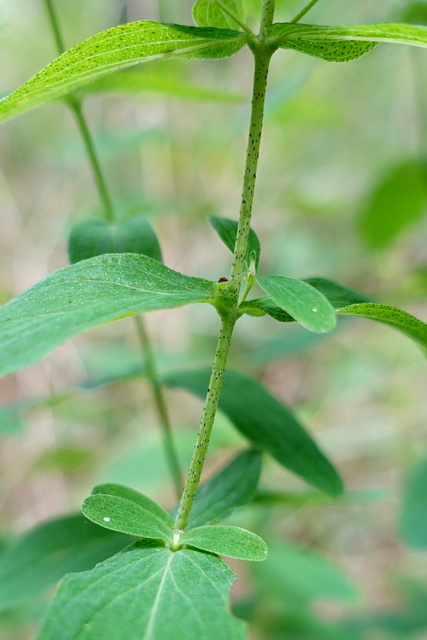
193,0 -> 245,30
92,483 -> 174,528
0,253 -> 214,378
162,369 -> 344,497
270,23 -> 377,62
208,215 -> 261,271
68,216 -> 162,264
337,303 -> 427,348
181,525 -> 267,561
398,458 -> 427,548
256,275 -> 336,333
359,159 -> 427,248
0,514 -> 131,612
35,541 -> 246,640
187,448 -> 262,528
0,22 -> 246,123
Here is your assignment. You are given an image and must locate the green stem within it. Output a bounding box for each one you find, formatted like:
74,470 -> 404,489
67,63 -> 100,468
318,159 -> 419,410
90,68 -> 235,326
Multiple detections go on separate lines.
174,313 -> 237,531
290,0 -> 321,24
174,0 -> 276,532
134,316 -> 183,501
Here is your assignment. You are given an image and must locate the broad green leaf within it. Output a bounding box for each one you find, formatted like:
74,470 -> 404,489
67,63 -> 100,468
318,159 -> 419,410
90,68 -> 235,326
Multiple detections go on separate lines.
35,540 -> 246,640
359,159 -> 427,248
162,369 -> 344,497
253,541 -> 360,604
83,68 -> 245,102
256,275 -> 336,333
398,458 -> 427,548
92,483 -> 174,528
0,22 -> 246,123
0,515 -> 131,612
0,254 -> 214,378
272,23 -> 427,63
270,23 -> 377,62
82,493 -> 173,541
207,216 -> 261,271
193,0 -> 245,30
68,216 -> 162,264
337,303 -> 427,348
181,525 -> 267,561
187,448 -> 262,528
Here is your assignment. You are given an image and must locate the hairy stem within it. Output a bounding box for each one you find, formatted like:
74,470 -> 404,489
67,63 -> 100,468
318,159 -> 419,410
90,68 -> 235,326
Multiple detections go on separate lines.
44,0 -> 182,492
290,0 -> 321,24
174,313 -> 237,531
134,316 -> 183,500
174,0 -> 276,532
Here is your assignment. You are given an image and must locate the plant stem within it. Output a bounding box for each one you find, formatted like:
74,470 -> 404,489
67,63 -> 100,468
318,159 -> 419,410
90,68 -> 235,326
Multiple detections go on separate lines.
290,0 -> 321,24
44,0 -> 182,492
174,313 -> 237,531
134,316 -> 183,500
174,0 -> 276,532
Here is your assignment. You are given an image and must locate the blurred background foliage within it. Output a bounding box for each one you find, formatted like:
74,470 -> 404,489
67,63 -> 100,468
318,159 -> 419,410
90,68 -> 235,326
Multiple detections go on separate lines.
0,0 -> 426,638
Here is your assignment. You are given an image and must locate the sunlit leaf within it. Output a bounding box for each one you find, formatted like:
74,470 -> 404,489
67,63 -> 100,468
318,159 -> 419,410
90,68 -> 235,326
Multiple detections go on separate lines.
0,515 -> 131,612
35,540 -> 246,640
68,216 -> 163,264
181,525 -> 267,561
337,303 -> 427,348
256,275 -> 336,333
162,369 -> 344,497
0,22 -> 246,123
208,216 -> 261,271
0,254 -> 214,378
193,0 -> 245,30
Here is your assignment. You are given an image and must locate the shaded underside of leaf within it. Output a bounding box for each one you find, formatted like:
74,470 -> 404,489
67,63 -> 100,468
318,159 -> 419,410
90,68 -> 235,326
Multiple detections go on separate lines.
182,525 -> 267,561
0,21 -> 246,123
35,541 -> 246,640
186,448 -> 262,528
337,303 -> 427,348
162,368 -> 343,497
0,253 -> 214,378
0,514 -> 131,612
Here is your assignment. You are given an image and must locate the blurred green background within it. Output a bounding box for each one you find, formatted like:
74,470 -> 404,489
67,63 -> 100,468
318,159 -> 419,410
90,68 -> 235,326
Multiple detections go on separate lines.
0,1 -> 426,638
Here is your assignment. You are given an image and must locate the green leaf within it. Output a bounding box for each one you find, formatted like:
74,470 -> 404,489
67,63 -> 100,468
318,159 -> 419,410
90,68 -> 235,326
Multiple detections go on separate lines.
83,67 -> 245,102
337,303 -> 427,348
181,525 -> 267,561
256,275 -> 336,333
398,458 -> 427,548
35,540 -> 246,640
270,23 -> 377,62
92,483 -> 174,528
82,489 -> 173,541
207,216 -> 261,272
0,22 -> 246,123
187,448 -> 262,528
0,254 -> 214,378
359,159 -> 427,248
162,369 -> 344,497
193,0 -> 245,30
0,514 -> 131,612
68,216 -> 162,264
253,541 -> 360,604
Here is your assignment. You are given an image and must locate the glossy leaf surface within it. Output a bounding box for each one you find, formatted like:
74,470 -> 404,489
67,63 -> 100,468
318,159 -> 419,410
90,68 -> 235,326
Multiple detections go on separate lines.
36,540 -> 246,640
181,525 -> 267,561
162,369 -> 343,496
68,216 -> 162,264
193,0 -> 245,30
187,448 -> 262,528
337,303 -> 427,348
0,254 -> 214,378
257,275 -> 336,333
208,215 -> 261,271
0,21 -> 246,123
0,515 -> 131,612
